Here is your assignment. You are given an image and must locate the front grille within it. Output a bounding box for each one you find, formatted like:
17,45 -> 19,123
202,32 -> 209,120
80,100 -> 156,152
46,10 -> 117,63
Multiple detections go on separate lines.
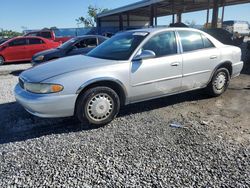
19,78 -> 24,89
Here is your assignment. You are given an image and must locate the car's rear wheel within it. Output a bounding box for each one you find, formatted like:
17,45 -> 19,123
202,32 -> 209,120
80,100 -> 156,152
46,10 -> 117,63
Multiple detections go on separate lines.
207,68 -> 230,96
0,56 -> 4,65
76,86 -> 120,125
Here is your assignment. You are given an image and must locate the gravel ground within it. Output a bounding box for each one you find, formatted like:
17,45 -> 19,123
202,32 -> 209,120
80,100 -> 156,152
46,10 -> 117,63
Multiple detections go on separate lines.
0,60 -> 250,187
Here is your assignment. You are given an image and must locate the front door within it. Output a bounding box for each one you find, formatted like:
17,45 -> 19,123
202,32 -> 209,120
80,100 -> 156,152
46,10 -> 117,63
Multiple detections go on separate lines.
4,38 -> 28,62
130,31 -> 183,102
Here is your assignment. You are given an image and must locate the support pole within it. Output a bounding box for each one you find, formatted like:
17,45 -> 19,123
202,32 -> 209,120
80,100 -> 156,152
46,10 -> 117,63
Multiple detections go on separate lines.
119,14 -> 123,31
127,13 -> 130,27
177,13 -> 182,23
206,0 -> 210,28
171,0 -> 175,24
97,18 -> 101,35
150,5 -> 154,27
211,0 -> 219,28
221,5 -> 225,23
154,7 -> 157,26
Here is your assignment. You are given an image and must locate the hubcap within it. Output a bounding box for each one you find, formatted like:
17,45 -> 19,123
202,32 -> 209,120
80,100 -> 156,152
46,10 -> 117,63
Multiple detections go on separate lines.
0,58 -> 3,65
86,93 -> 114,121
214,73 -> 226,90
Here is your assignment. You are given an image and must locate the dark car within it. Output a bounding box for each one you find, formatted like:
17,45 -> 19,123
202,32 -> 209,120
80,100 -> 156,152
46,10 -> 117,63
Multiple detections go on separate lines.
0,38 -> 9,45
201,28 -> 234,45
32,35 -> 108,65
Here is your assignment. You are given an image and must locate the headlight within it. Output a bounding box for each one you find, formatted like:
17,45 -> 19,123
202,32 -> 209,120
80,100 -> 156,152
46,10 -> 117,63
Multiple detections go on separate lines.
34,55 -> 44,61
24,83 -> 63,94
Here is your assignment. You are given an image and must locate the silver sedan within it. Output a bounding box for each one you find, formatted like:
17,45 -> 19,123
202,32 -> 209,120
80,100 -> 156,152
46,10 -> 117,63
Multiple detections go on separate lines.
14,28 -> 243,125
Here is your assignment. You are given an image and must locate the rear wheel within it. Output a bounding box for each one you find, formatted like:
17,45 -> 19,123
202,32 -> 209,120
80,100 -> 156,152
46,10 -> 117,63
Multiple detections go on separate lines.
207,68 -> 230,96
76,86 -> 120,125
0,56 -> 4,65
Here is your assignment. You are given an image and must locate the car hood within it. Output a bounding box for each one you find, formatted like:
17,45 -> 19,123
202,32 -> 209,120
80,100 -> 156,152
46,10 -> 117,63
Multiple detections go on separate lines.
21,55 -> 117,82
33,48 -> 60,58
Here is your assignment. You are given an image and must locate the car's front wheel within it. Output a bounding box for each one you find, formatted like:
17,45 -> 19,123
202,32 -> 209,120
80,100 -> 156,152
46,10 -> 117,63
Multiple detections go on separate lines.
207,67 -> 230,96
76,86 -> 120,125
0,56 -> 4,65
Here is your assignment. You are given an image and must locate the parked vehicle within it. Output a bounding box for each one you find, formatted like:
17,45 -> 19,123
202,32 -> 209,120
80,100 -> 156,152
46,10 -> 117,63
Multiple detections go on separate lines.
15,28 -> 243,125
0,36 -> 60,65
201,28 -> 234,45
223,20 -> 250,36
0,38 -> 9,45
32,35 -> 107,65
25,29 -> 72,43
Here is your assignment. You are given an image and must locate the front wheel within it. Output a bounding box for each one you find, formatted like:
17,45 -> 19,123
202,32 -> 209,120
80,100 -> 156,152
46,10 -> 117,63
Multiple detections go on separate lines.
207,68 -> 230,97
76,86 -> 120,125
0,56 -> 4,65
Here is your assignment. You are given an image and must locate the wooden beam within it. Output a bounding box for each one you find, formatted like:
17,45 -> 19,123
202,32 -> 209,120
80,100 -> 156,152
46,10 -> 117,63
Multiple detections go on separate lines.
211,0 -> 219,28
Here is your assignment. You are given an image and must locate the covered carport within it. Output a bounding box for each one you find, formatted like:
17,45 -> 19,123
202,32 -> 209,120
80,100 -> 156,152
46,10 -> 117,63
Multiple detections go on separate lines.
97,0 -> 250,33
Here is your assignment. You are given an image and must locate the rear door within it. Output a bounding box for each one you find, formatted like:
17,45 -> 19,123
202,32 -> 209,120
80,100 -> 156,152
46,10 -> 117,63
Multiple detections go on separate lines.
178,30 -> 220,89
4,38 -> 28,61
26,38 -> 47,58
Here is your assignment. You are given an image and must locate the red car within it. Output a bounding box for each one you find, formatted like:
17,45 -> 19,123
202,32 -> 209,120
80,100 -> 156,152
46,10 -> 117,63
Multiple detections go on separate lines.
25,29 -> 72,43
0,36 -> 60,65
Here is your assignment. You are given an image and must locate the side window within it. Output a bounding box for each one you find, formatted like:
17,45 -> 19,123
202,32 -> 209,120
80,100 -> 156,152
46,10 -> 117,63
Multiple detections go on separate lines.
75,38 -> 97,49
39,32 -> 52,39
84,38 -> 97,47
98,37 -> 106,45
178,31 -> 204,52
142,31 -> 177,57
28,38 -> 44,45
202,35 -> 215,48
9,38 -> 27,46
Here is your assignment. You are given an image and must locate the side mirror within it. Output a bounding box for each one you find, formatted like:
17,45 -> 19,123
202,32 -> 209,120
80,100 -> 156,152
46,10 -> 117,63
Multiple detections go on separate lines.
133,50 -> 156,61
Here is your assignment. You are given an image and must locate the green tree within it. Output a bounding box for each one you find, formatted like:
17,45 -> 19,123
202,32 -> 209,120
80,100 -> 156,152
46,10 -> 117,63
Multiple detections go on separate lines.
0,29 -> 22,38
76,5 -> 109,27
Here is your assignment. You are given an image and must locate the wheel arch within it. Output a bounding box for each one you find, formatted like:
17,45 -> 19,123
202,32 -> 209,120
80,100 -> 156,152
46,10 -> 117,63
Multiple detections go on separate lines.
208,61 -> 232,84
0,55 -> 5,60
75,78 -> 128,111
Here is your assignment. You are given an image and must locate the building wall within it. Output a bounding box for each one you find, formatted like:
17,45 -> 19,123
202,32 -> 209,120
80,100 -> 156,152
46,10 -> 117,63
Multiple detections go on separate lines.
100,14 -> 150,27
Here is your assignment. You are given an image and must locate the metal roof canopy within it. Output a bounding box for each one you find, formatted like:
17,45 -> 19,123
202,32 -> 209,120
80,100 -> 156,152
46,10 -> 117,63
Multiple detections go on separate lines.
97,0 -> 250,29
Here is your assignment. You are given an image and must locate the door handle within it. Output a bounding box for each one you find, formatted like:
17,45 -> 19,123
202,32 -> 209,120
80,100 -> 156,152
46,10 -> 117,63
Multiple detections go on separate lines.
171,62 -> 180,67
210,55 -> 217,59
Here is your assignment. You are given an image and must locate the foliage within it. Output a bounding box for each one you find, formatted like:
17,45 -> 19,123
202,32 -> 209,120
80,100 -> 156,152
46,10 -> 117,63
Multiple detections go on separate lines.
76,5 -> 109,27
0,29 -> 22,38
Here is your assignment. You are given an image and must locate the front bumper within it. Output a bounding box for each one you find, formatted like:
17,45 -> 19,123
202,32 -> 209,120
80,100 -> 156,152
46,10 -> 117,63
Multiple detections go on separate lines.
14,84 -> 77,118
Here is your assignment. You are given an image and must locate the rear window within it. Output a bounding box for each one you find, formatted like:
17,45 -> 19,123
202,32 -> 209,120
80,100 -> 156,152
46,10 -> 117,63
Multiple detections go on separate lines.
39,32 -> 52,39
178,31 -> 204,52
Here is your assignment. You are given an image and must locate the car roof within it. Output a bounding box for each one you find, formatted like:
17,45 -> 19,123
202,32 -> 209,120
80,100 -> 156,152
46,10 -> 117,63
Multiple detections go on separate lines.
74,35 -> 108,40
124,27 -> 203,34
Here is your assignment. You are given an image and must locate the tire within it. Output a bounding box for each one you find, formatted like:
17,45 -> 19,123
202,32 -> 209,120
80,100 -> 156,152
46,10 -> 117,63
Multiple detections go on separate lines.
0,56 -> 4,65
76,86 -> 120,125
207,68 -> 230,97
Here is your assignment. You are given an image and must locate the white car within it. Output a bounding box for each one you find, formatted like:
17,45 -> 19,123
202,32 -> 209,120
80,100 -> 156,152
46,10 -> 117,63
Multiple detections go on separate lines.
15,28 -> 243,125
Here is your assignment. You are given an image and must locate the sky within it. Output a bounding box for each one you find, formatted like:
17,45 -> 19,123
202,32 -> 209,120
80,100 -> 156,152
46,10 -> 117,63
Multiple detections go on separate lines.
1,0 -> 250,32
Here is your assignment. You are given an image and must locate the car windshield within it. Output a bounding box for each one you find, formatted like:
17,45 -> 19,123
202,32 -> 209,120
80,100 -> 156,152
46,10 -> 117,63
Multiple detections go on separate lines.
87,32 -> 148,60
57,38 -> 77,49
